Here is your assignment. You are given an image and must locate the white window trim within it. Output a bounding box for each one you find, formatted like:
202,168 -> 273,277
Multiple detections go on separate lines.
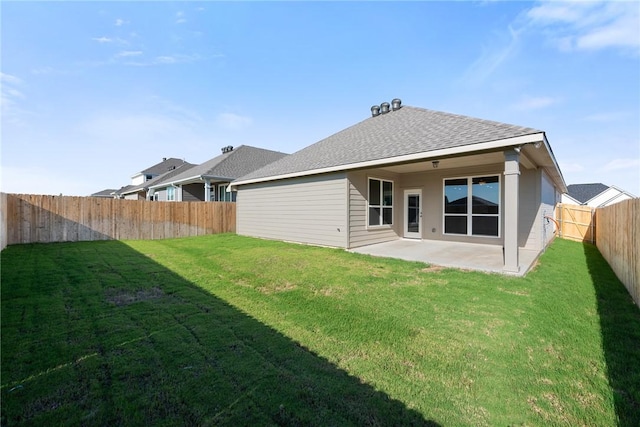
367,177 -> 394,228
166,186 -> 175,202
442,175 -> 501,238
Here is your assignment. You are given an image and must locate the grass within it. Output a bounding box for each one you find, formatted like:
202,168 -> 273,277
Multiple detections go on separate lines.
1,234 -> 639,426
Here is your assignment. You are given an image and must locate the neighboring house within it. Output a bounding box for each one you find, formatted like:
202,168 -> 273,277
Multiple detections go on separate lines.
117,161 -> 196,200
111,157 -> 192,200
90,189 -> 118,198
562,183 -> 636,207
131,157 -> 188,186
231,99 -> 567,274
148,145 -> 287,202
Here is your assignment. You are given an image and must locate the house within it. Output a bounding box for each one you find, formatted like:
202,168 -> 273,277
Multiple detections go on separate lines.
231,99 -> 567,274
90,189 -> 118,198
105,157 -> 193,200
562,183 -> 635,207
117,161 -> 196,200
131,157 -> 188,186
148,145 -> 287,202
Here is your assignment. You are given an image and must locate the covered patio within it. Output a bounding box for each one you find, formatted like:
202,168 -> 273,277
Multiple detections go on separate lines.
349,239 -> 541,276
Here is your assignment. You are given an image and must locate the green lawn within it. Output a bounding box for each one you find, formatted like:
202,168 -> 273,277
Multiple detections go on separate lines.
2,235 -> 639,426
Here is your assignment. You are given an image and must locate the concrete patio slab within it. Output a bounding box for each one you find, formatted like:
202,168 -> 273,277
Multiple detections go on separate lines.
349,239 -> 540,276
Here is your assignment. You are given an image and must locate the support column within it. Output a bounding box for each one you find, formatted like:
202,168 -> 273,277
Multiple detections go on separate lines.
503,148 -> 520,274
148,188 -> 156,201
204,179 -> 211,202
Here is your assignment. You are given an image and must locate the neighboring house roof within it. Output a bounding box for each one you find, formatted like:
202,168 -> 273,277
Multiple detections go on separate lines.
232,104 -> 562,189
91,189 -> 117,198
113,185 -> 136,197
149,145 -> 288,189
119,162 -> 196,196
566,183 -> 610,204
565,183 -> 636,207
138,158 -> 187,177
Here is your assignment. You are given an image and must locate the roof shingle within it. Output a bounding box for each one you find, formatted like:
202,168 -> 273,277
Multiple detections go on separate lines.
237,105 -> 542,182
566,183 -> 610,204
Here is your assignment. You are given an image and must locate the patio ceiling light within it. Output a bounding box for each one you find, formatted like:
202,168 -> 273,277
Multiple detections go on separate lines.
432,160 -> 439,169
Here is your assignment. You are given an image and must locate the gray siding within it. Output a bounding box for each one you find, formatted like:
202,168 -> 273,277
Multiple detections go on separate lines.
347,170 -> 400,248
183,183 -> 205,202
400,164 -> 506,246
518,168 -> 540,250
540,170 -> 557,246
518,168 -> 560,251
237,173 -> 348,247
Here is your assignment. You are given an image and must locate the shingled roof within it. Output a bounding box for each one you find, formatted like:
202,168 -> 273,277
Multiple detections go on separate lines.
119,162 -> 196,196
137,158 -> 189,176
150,145 -> 287,188
235,105 -> 543,183
566,183 -> 610,204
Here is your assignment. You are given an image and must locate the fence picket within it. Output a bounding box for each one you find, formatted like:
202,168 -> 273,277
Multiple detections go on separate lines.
1,194 -> 235,247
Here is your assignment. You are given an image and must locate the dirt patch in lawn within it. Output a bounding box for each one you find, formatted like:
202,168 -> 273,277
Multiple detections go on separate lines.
105,287 -> 164,306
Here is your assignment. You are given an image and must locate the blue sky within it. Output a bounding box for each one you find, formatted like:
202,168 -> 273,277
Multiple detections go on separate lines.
2,1 -> 639,197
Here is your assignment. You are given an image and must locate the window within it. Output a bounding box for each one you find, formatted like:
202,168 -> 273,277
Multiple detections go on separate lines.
218,184 -> 228,202
167,186 -> 175,201
368,178 -> 393,226
444,176 -> 500,237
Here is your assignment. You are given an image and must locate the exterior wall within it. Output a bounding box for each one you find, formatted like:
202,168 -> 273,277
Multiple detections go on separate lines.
588,188 -> 631,207
540,170 -> 557,247
236,173 -> 348,247
183,183 -> 205,202
347,169 -> 401,248
399,163 -> 506,246
561,193 -> 581,205
518,168 -> 540,250
154,188 -> 168,201
131,174 -> 145,186
124,192 -> 145,201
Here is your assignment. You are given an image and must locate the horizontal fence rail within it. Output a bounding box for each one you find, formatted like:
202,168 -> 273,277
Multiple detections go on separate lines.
596,199 -> 639,307
1,193 -> 235,247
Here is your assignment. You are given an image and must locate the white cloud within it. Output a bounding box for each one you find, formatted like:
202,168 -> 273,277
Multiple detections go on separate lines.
92,36 -> 113,43
91,36 -> 128,45
583,111 -> 633,122
1,72 -> 30,126
600,158 -> 640,172
462,25 -> 522,83
115,18 -> 126,26
524,1 -> 640,54
116,50 -> 143,58
216,113 -> 252,130
1,72 -> 22,85
512,95 -> 560,111
176,11 -> 186,24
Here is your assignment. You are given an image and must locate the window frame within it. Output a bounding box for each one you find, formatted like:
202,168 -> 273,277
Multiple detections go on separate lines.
442,175 -> 501,238
218,184 -> 228,202
367,177 -> 394,228
166,186 -> 176,202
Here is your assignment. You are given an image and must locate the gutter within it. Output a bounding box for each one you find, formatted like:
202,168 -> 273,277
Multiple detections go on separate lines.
230,133 -> 548,190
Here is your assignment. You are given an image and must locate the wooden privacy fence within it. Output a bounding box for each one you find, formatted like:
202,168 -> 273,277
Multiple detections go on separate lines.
1,193 -> 235,247
556,203 -> 596,243
596,198 -> 640,307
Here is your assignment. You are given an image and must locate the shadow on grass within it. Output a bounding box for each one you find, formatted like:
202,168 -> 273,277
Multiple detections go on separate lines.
1,240 -> 438,426
583,243 -> 640,426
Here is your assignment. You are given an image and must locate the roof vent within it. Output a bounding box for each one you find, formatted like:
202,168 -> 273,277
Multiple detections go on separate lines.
391,98 -> 402,111
221,145 -> 234,154
163,157 -> 167,161
371,105 -> 381,117
380,102 -> 390,114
